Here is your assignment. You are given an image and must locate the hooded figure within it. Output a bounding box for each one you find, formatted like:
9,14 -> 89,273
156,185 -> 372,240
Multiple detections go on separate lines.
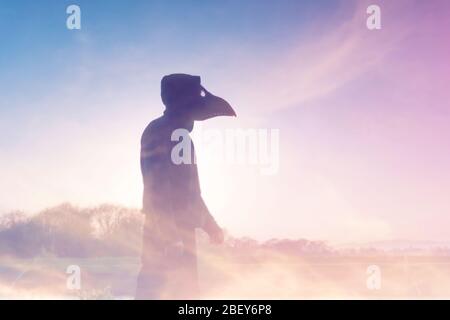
136,74 -> 236,299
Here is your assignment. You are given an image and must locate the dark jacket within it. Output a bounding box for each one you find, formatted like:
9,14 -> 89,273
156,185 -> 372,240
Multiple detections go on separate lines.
140,114 -> 216,231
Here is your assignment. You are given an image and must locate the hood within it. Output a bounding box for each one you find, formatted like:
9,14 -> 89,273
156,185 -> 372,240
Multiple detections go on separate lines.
161,73 -> 236,121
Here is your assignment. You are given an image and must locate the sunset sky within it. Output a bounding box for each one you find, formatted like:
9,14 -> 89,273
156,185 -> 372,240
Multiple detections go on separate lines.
1,0 -> 449,244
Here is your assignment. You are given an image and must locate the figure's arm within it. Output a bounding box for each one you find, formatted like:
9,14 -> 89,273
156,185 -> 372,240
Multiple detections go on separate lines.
196,196 -> 224,244
140,131 -> 174,214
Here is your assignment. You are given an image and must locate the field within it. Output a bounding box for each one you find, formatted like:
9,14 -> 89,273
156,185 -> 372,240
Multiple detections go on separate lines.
2,205 -> 450,299
2,252 -> 450,299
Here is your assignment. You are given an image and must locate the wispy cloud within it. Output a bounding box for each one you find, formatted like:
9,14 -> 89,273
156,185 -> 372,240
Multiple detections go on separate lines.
238,0 -> 418,112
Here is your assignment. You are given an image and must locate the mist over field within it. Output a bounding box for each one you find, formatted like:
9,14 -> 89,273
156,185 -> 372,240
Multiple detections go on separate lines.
1,204 -> 450,299
1,0 -> 450,302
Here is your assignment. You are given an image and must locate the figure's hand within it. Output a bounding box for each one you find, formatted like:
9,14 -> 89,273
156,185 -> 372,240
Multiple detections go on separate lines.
204,219 -> 224,244
199,199 -> 225,244
209,226 -> 224,244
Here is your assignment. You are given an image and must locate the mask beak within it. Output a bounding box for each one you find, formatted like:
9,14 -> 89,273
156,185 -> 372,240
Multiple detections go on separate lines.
192,86 -> 237,121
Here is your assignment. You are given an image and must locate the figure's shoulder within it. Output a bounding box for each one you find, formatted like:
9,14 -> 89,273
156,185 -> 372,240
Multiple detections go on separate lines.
141,115 -> 170,145
142,116 -> 161,135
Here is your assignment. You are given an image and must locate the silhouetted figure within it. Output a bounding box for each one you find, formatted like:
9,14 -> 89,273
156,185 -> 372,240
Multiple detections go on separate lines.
136,74 -> 236,299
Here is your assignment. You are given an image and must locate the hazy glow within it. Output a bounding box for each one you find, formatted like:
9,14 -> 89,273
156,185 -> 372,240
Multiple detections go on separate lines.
1,0 -> 450,243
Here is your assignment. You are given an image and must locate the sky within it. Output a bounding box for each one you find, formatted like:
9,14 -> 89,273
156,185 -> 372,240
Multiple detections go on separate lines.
1,0 -> 450,244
